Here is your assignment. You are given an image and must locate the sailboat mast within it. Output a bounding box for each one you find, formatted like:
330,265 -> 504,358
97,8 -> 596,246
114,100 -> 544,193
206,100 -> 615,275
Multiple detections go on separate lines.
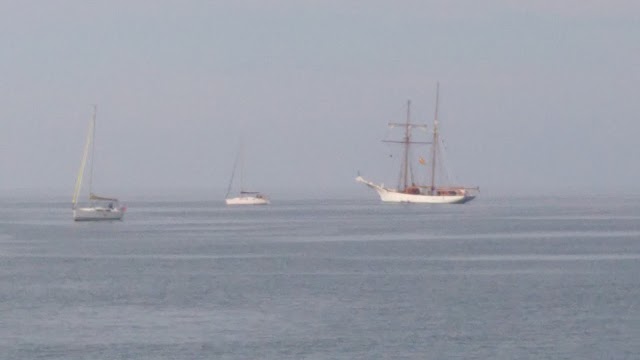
239,142 -> 245,193
89,105 -> 97,199
430,83 -> 439,195
72,112 -> 94,208
402,100 -> 411,190
225,146 -> 240,199
384,100 -> 429,190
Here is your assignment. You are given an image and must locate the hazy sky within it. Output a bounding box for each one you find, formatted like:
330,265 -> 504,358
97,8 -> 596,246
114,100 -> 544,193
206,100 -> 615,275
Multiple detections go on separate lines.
1,1 -> 639,199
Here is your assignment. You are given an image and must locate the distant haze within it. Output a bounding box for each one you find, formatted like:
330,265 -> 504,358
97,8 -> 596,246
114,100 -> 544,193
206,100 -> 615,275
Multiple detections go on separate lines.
1,1 -> 639,199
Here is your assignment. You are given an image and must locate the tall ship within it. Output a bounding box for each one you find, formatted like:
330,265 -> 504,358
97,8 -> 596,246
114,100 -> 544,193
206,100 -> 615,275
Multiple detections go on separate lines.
356,84 -> 478,204
72,106 -> 126,220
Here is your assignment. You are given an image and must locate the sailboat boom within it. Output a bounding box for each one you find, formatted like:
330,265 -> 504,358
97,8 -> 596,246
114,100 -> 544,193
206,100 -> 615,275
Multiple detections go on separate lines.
383,140 -> 431,144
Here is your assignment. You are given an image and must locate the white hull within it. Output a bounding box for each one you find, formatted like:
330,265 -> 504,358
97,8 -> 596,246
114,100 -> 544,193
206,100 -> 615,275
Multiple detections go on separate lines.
73,207 -> 125,221
356,176 -> 475,204
225,196 -> 270,205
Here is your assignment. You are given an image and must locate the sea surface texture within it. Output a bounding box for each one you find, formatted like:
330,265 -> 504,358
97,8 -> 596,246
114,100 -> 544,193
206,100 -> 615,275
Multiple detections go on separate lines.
1,197 -> 639,359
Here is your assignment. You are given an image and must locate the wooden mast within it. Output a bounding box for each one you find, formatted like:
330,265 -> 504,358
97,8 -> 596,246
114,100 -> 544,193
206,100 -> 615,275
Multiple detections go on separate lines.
430,83 -> 439,195
402,100 -> 411,190
384,101 -> 429,191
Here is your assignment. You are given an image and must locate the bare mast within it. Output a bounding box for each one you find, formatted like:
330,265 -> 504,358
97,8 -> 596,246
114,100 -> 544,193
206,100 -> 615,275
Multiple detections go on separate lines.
239,141 -> 245,193
89,105 -> 97,200
384,101 -> 429,191
430,83 -> 440,195
225,145 -> 241,199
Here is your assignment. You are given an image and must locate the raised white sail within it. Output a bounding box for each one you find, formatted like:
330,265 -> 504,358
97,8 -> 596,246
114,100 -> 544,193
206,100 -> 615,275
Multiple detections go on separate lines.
225,142 -> 269,205
72,106 -> 126,220
357,83 -> 478,204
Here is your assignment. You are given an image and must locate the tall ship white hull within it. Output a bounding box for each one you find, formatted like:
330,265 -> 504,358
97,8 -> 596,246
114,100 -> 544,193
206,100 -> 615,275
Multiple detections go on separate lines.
356,177 -> 474,204
225,196 -> 270,205
73,206 -> 125,221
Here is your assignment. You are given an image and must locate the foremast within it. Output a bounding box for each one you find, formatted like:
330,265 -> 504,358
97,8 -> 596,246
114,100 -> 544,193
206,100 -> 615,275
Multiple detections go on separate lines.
383,100 -> 429,191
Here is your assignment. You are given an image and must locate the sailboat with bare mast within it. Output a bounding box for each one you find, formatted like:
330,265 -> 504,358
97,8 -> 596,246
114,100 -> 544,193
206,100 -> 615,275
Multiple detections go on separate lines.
225,143 -> 269,205
356,83 -> 478,204
72,105 -> 126,220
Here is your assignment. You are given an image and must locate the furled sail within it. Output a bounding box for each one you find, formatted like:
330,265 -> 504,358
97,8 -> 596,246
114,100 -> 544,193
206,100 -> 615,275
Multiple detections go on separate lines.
72,119 -> 94,207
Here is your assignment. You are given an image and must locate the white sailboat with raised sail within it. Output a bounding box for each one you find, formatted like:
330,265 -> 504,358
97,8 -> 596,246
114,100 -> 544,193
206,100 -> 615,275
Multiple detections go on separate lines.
72,106 -> 126,221
225,144 -> 269,205
356,83 -> 478,204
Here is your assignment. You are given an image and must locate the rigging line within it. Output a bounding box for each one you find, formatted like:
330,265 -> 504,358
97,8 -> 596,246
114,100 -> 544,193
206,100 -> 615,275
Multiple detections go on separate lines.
439,137 -> 455,185
408,160 -> 415,186
225,142 -> 242,198
396,162 -> 404,191
436,148 -> 450,186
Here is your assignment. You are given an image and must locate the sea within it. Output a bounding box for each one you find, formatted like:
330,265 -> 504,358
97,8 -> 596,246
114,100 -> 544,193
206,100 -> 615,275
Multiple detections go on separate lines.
1,196 -> 639,359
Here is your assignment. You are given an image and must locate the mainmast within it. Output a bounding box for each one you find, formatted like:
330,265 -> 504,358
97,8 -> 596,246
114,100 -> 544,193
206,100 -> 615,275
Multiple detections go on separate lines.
239,142 -> 245,193
430,83 -> 440,195
225,140 -> 245,198
89,105 -> 97,200
72,107 -> 95,208
225,146 -> 240,199
384,100 -> 429,191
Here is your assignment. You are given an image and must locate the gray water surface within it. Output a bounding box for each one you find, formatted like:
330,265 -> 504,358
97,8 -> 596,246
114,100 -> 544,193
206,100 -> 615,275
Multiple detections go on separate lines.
1,197 -> 639,359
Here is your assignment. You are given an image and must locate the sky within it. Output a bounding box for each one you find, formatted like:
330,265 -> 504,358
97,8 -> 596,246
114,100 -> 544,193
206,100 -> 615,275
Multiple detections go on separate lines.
1,0 -> 639,199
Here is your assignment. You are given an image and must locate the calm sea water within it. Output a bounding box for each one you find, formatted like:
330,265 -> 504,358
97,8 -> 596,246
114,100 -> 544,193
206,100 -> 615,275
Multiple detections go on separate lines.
1,196 -> 640,359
